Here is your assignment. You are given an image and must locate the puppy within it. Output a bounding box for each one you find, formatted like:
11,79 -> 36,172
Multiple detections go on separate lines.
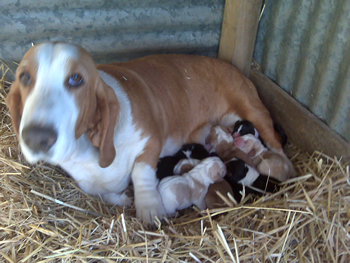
173,158 -> 200,175
205,180 -> 234,209
233,120 -> 260,139
235,134 -> 296,181
225,158 -> 280,192
156,143 -> 209,179
205,125 -> 253,166
158,157 -> 226,215
233,120 -> 288,147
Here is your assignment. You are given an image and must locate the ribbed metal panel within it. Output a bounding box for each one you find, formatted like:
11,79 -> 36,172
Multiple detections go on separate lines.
254,0 -> 350,142
0,0 -> 224,64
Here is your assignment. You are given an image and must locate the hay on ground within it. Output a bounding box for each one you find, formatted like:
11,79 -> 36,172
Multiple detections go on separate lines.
0,60 -> 349,262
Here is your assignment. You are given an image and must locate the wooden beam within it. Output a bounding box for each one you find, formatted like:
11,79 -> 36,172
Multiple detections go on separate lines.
250,70 -> 350,163
218,0 -> 262,77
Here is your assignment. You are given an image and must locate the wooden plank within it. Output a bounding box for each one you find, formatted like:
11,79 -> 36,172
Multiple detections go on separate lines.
218,0 -> 262,77
250,70 -> 350,163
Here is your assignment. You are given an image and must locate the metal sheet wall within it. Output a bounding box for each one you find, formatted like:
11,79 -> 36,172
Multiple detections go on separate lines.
0,0 -> 224,64
254,0 -> 350,142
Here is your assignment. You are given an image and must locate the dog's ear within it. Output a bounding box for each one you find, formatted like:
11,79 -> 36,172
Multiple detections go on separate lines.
91,79 -> 119,168
5,82 -> 23,137
75,76 -> 120,168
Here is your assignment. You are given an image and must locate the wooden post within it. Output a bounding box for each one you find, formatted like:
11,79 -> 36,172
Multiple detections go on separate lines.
218,0 -> 262,77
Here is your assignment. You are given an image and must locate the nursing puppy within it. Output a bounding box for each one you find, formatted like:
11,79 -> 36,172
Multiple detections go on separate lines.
205,180 -> 234,209
158,157 -> 226,215
156,143 -> 209,179
233,120 -> 288,147
225,158 -> 280,192
6,42 -> 283,225
173,158 -> 200,175
205,125 -> 253,166
235,134 -> 296,181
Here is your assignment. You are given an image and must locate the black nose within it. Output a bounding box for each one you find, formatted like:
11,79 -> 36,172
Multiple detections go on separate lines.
22,125 -> 58,153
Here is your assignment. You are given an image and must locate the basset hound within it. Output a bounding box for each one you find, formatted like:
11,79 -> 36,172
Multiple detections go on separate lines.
6,42 -> 283,225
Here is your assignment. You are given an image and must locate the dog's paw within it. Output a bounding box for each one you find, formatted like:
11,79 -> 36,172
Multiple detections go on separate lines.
135,190 -> 166,226
102,192 -> 133,207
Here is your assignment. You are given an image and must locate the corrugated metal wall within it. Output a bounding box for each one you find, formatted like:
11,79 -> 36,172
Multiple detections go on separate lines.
254,0 -> 350,142
0,0 -> 224,65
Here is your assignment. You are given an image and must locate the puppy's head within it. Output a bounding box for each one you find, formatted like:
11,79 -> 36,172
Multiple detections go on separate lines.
6,42 -> 119,167
200,157 -> 226,183
225,159 -> 248,183
232,120 -> 259,138
205,125 -> 234,155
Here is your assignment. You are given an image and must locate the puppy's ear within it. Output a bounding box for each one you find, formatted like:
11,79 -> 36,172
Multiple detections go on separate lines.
5,82 -> 23,137
76,76 -> 120,168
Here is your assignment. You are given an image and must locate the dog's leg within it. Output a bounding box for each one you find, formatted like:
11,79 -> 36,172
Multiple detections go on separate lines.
131,139 -> 166,226
102,192 -> 132,207
188,123 -> 212,144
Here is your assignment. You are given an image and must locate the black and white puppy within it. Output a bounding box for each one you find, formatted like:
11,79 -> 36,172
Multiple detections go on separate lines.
232,120 -> 260,139
233,120 -> 288,147
225,158 -> 280,194
156,143 -> 210,180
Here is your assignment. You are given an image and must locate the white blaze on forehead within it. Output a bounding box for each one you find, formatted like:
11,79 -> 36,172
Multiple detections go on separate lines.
19,43 -> 81,163
35,43 -> 79,90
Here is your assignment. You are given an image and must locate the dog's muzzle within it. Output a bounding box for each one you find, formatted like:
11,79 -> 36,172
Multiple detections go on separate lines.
22,124 -> 58,153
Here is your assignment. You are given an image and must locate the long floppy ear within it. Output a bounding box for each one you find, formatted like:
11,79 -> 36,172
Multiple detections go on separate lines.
87,79 -> 120,168
5,82 -> 23,137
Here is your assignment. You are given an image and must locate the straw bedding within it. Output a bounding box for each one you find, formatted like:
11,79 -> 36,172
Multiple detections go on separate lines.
0,61 -> 349,262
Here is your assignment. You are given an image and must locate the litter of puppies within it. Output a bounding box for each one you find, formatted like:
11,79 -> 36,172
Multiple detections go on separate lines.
156,120 -> 296,216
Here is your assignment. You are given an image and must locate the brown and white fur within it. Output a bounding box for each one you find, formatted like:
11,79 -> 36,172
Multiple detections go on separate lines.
205,125 -> 254,166
6,42 -> 283,225
158,157 -> 226,215
235,135 -> 297,181
173,158 -> 200,175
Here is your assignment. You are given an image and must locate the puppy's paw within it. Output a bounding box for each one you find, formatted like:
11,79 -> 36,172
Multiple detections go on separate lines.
102,192 -> 133,207
135,190 -> 166,226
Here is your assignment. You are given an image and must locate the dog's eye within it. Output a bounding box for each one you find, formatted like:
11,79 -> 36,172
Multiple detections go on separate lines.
20,72 -> 31,86
67,74 -> 84,88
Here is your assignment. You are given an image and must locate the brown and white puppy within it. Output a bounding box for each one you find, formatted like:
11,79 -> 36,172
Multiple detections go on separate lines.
205,180 -> 234,209
158,157 -> 226,215
5,42 -> 282,225
173,158 -> 200,175
205,125 -> 253,166
235,135 -> 296,181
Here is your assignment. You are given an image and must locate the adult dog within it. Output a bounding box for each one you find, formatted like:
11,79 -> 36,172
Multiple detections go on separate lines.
6,42 -> 283,225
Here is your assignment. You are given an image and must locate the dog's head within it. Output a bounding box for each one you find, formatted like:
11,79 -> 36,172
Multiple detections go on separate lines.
6,42 -> 119,167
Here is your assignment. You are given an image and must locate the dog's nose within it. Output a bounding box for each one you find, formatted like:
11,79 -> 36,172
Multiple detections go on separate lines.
22,125 -> 58,153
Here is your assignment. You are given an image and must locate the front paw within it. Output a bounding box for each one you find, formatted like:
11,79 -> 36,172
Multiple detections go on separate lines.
102,192 -> 133,207
135,190 -> 166,225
